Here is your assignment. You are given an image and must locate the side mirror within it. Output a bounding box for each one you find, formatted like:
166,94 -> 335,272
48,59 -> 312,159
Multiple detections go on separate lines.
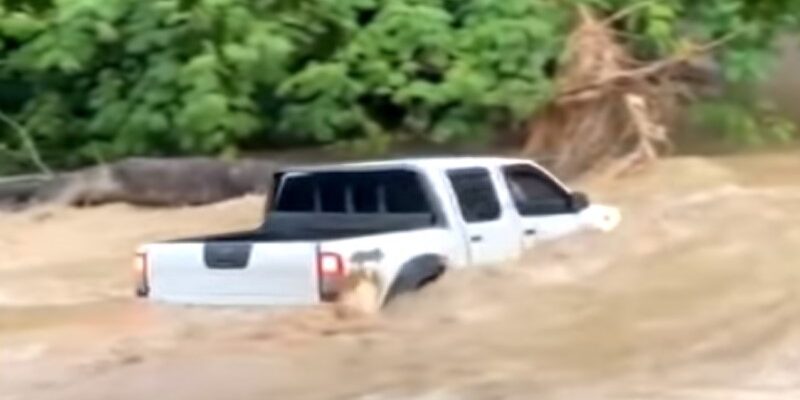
569,191 -> 590,211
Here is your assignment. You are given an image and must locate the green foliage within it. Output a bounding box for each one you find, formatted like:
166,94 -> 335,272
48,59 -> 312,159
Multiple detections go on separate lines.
690,86 -> 798,146
0,0 -> 799,173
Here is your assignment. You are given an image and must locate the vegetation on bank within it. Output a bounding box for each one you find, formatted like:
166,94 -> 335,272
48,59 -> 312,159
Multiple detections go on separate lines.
1,0 -> 799,175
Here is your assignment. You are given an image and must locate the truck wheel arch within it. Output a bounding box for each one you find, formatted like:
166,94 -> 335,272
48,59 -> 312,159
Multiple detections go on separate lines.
383,254 -> 447,305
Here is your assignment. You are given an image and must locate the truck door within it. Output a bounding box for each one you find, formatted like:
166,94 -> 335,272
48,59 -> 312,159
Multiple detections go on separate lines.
446,167 -> 522,267
500,163 -> 585,248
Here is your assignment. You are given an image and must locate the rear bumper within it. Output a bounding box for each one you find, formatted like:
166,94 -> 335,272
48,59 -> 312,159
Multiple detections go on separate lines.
145,293 -> 322,306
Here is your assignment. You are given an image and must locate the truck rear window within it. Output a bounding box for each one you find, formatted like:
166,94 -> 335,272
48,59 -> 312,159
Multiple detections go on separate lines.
274,169 -> 431,214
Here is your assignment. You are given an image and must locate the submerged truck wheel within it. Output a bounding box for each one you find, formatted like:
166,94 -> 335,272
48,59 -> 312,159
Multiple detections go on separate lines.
383,254 -> 446,305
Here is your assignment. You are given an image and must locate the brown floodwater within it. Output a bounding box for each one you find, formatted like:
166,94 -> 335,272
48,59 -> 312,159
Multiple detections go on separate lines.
2,153 -> 800,400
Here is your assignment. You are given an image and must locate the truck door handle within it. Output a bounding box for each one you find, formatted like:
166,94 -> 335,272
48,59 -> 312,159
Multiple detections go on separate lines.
524,229 -> 537,236
470,235 -> 483,243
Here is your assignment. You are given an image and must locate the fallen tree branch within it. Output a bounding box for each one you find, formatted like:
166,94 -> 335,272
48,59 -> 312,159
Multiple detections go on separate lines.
0,175 -> 52,211
557,30 -> 742,103
0,157 -> 280,211
0,174 -> 51,185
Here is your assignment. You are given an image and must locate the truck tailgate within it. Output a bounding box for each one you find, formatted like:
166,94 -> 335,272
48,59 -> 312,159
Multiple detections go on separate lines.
145,241 -> 319,305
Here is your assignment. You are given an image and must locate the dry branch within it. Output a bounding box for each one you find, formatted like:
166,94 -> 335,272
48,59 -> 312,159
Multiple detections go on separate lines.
522,5 -> 730,178
559,30 -> 741,102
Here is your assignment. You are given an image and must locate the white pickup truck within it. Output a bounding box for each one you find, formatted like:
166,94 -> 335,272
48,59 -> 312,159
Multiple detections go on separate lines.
134,157 -> 620,307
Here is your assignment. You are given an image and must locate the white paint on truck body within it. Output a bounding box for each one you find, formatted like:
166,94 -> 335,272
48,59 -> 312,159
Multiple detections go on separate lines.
145,242 -> 320,306
137,157 -> 621,307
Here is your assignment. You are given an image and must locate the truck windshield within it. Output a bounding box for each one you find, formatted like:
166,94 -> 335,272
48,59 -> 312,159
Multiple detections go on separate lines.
274,169 -> 432,214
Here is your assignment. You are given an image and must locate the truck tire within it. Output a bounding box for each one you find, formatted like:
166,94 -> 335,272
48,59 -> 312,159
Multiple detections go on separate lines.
383,254 -> 446,305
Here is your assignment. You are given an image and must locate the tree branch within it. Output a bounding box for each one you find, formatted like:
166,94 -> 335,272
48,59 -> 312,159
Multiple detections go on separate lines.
0,110 -> 54,177
602,1 -> 657,25
557,30 -> 742,102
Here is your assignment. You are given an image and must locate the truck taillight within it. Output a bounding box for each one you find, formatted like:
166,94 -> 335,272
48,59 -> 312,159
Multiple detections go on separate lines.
317,252 -> 344,302
134,252 -> 149,297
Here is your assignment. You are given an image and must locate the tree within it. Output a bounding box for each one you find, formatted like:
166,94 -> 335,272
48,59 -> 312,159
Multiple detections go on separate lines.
520,0 -> 800,176
0,0 -> 798,175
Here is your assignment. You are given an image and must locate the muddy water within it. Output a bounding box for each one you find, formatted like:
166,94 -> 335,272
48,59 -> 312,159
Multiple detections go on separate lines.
2,154 -> 800,400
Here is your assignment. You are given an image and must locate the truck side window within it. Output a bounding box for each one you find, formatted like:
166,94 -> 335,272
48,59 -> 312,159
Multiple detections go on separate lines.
318,176 -> 347,213
503,164 -> 571,215
275,169 -> 431,214
352,179 -> 380,213
384,171 -> 429,213
447,168 -> 501,223
275,175 -> 315,211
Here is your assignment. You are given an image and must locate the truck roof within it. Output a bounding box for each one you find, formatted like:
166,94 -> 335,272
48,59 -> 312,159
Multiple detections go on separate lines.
279,156 -> 543,174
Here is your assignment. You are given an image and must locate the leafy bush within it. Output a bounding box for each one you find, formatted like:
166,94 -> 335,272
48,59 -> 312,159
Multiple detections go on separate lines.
1,0 -> 799,173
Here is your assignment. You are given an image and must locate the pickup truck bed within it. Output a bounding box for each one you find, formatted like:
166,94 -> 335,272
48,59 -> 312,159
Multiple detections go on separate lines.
173,212 -> 439,243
